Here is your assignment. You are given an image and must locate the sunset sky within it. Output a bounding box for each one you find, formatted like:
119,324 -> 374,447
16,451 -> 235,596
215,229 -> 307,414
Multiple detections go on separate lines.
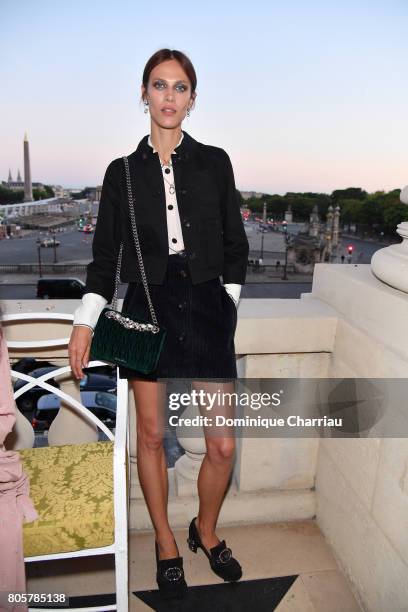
1,0 -> 407,194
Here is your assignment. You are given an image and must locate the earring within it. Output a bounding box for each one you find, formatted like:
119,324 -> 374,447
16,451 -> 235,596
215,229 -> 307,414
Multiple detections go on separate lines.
186,107 -> 190,117
144,100 -> 149,114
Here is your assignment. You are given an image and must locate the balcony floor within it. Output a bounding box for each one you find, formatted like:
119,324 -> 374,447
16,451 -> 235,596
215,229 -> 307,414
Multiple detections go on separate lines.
26,519 -> 363,611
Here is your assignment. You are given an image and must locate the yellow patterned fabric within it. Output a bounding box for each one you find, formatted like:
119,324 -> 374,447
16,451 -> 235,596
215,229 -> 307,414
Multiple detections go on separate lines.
20,441 -> 114,557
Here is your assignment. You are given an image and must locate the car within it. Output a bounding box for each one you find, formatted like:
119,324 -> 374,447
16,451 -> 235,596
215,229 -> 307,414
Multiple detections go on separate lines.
32,391 -> 117,431
12,357 -> 57,374
12,356 -> 114,378
37,277 -> 86,299
14,366 -> 59,413
14,366 -> 116,414
40,238 -> 60,247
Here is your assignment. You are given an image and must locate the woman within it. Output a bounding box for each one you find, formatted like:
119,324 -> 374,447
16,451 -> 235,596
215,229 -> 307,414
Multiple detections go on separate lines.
68,48 -> 249,599
0,304 -> 39,611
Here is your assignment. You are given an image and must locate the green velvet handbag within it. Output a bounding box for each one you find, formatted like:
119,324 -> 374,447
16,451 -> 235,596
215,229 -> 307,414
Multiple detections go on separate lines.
89,156 -> 167,374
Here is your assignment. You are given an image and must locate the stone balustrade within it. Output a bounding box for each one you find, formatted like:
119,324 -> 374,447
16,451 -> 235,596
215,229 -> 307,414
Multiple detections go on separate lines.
3,258 -> 408,610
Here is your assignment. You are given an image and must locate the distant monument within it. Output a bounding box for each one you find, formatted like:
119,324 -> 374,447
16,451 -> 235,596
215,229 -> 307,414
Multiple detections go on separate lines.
284,202 -> 293,223
321,204 -> 341,261
23,131 -> 33,202
285,202 -> 342,273
5,167 -> 24,191
309,204 -> 320,237
2,135 -> 45,196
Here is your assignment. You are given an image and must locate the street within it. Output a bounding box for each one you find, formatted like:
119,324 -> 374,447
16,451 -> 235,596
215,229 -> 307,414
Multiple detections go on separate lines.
0,221 -> 391,266
0,227 -> 94,264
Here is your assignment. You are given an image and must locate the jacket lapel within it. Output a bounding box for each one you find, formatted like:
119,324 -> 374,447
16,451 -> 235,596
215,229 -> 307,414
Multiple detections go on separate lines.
129,130 -> 198,223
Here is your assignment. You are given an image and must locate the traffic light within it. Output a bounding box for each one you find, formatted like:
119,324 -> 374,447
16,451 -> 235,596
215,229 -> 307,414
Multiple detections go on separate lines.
347,245 -> 353,255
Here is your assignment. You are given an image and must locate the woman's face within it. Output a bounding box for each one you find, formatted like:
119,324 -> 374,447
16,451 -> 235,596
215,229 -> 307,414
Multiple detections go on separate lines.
142,59 -> 195,129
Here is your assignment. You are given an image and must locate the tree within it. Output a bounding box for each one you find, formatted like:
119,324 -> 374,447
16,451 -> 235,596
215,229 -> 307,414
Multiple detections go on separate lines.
0,186 -> 24,205
339,199 -> 363,226
383,203 -> 408,233
43,185 -> 55,198
331,187 -> 367,202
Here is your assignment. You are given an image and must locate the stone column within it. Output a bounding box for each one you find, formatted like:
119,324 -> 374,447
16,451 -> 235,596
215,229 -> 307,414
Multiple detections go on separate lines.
371,185 -> 408,293
332,205 -> 340,247
23,132 -> 33,202
309,204 -> 320,238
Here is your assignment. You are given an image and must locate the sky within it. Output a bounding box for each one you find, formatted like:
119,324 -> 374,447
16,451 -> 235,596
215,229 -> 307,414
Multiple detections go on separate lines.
1,0 -> 407,195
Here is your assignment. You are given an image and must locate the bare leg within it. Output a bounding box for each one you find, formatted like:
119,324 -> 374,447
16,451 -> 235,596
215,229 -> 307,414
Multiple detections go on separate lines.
130,379 -> 179,560
192,380 -> 237,550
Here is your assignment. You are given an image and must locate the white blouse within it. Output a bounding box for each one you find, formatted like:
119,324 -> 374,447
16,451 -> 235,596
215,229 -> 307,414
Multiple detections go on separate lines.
73,133 -> 242,330
147,131 -> 185,255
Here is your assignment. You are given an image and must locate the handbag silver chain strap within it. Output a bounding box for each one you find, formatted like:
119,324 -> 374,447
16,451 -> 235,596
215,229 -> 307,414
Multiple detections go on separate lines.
109,156 -> 159,332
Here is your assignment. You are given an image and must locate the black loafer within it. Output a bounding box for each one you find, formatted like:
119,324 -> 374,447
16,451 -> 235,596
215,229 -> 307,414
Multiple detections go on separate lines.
155,540 -> 188,599
187,516 -> 242,582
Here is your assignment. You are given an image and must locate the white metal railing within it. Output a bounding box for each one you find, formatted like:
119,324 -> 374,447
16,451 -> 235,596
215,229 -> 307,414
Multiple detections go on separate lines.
12,364 -> 115,441
4,312 -> 130,612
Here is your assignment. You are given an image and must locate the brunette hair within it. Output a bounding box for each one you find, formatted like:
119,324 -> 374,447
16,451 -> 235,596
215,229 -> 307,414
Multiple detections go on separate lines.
141,48 -> 197,102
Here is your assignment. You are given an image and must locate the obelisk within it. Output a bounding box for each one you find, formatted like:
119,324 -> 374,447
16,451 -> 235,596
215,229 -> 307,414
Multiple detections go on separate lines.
23,131 -> 33,202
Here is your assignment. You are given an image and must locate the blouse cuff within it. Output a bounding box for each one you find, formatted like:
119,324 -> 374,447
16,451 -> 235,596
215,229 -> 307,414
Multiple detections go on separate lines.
223,283 -> 242,306
73,292 -> 108,329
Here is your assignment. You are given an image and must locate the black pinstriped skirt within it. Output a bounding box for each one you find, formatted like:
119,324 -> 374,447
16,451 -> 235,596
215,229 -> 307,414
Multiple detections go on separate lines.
118,251 -> 238,381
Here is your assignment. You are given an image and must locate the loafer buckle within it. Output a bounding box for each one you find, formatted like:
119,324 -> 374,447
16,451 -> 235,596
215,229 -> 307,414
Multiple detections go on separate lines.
164,566 -> 183,582
218,547 -> 232,564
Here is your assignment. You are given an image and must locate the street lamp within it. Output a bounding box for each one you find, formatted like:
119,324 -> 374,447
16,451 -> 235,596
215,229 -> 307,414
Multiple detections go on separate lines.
51,230 -> 58,263
37,244 -> 42,278
281,224 -> 292,280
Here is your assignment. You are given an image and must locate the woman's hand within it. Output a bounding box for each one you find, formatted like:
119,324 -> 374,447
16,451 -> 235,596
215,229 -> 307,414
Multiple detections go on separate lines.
68,326 -> 93,379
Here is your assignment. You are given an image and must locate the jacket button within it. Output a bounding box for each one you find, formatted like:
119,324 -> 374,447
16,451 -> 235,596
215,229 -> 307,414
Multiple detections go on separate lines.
178,332 -> 186,342
184,220 -> 190,228
181,189 -> 187,195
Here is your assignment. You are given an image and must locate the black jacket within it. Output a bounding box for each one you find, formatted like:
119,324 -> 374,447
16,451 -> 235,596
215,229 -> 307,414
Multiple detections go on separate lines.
85,130 -> 249,303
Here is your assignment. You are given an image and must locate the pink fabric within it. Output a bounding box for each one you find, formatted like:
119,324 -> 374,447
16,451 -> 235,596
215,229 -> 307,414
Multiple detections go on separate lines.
0,329 -> 39,612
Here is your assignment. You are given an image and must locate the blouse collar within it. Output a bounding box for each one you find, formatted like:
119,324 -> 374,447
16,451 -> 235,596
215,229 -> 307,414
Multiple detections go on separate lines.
147,131 -> 184,154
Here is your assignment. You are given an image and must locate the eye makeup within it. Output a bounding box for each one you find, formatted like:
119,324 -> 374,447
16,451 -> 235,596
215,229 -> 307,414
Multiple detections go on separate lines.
153,79 -> 188,92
